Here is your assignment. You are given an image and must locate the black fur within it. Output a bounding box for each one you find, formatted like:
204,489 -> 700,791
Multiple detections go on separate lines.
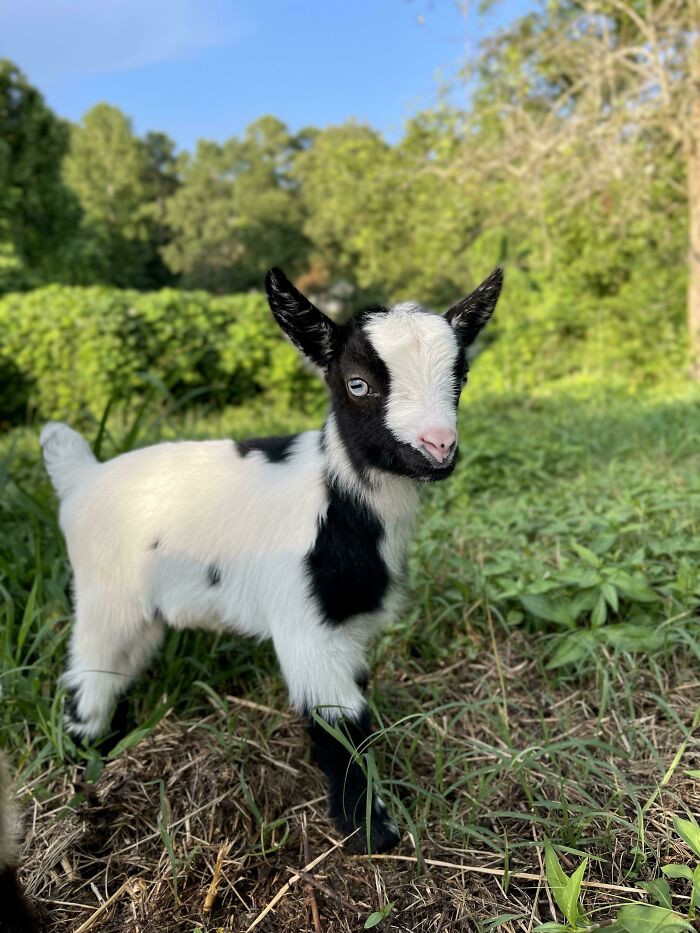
236,434 -> 299,464
207,563 -> 222,587
354,669 -> 369,693
452,350 -> 469,404
444,267 -> 503,347
149,539 -> 160,550
65,684 -> 83,726
305,480 -> 388,625
153,606 -> 167,625
0,867 -> 37,933
307,709 -> 399,854
265,268 -> 339,369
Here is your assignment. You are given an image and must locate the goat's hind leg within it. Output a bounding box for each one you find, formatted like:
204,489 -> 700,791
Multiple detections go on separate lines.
63,590 -> 164,741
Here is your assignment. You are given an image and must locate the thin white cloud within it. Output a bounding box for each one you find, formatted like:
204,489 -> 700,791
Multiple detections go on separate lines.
0,0 -> 249,80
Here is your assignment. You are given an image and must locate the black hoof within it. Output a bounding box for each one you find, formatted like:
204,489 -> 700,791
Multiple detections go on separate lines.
335,808 -> 401,855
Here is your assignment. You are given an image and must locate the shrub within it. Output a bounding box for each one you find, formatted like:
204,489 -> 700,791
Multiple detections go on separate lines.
0,285 -> 323,424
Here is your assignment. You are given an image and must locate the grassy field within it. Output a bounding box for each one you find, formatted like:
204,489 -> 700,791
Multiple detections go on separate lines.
3,379 -> 700,932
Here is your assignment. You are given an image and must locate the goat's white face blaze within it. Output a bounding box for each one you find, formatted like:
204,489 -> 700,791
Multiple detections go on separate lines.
363,304 -> 461,465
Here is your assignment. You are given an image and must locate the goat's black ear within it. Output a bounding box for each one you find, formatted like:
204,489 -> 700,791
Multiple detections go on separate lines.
265,268 -> 338,369
444,267 -> 503,347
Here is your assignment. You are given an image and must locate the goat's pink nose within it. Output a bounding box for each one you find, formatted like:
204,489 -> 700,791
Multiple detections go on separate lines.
420,428 -> 457,463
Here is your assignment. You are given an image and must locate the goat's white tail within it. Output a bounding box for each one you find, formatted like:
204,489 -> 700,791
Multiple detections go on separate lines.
40,422 -> 97,499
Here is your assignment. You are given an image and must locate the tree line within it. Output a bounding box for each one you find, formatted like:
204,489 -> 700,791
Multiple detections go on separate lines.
1,0 -> 697,366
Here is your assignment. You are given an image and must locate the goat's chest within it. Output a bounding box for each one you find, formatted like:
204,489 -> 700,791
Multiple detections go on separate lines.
305,485 -> 412,626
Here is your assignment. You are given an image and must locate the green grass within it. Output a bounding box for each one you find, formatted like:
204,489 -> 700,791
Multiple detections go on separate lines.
4,378 -> 700,930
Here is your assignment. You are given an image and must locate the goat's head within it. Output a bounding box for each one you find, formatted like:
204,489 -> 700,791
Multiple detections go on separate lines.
265,267 -> 503,481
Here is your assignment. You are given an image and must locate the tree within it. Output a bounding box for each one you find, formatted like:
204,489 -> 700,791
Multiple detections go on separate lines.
140,131 -> 179,286
296,116 -> 485,307
0,59 -> 78,284
457,0 -> 700,370
163,116 -> 311,292
62,104 -> 153,287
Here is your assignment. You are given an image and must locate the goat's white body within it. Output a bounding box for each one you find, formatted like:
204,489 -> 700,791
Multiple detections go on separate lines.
44,422 -> 418,738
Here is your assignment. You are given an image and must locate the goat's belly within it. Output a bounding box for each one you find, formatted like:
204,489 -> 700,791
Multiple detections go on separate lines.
148,550 -> 310,640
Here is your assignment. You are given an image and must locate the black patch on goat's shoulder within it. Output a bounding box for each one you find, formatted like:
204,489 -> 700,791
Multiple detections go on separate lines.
236,434 -> 299,464
149,538 -> 160,551
207,563 -> 222,587
306,481 -> 388,624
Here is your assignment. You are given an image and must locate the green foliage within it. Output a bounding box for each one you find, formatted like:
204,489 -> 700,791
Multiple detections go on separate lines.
536,786 -> 700,930
61,104 -> 167,288
162,117 -> 311,292
0,59 -> 79,283
364,902 -> 394,928
535,842 -> 587,931
0,285 -> 322,423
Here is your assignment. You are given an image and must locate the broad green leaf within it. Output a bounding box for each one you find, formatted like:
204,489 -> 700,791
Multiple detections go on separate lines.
617,904 -> 694,932
547,631 -> 595,669
673,816 -> 700,859
602,582 -> 619,612
685,770 -> 700,780
520,594 -> 574,627
364,902 -> 394,928
639,878 -> 672,909
590,533 -> 617,555
591,592 -> 607,627
571,542 -> 600,567
561,858 -> 587,924
611,572 -> 659,603
693,864 -> 700,909
662,864 -> 694,881
544,841 -> 577,924
601,624 -> 664,652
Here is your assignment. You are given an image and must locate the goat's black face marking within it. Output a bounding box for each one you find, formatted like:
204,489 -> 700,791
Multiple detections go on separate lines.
305,480 -> 388,625
236,434 -> 299,464
207,563 -> 222,587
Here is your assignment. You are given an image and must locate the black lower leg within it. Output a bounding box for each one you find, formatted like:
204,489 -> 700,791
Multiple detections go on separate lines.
0,866 -> 38,933
307,707 -> 400,854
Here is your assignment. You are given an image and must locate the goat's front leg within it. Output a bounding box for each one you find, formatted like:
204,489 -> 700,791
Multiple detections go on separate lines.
272,621 -> 400,854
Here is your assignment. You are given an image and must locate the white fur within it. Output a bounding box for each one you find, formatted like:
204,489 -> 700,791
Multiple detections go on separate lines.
44,424 -> 418,739
363,306 -> 460,451
41,304 -> 465,743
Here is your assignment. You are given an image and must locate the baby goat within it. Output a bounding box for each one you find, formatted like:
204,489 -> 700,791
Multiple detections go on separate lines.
41,267 -> 502,853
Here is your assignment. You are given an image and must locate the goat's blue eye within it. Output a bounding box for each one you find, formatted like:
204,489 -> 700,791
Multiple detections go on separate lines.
347,378 -> 370,398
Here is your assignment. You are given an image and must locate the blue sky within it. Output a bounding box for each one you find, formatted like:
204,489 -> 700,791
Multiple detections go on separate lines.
0,0 -> 531,152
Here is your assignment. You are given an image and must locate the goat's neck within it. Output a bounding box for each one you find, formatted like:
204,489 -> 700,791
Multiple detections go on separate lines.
321,413 -> 421,525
